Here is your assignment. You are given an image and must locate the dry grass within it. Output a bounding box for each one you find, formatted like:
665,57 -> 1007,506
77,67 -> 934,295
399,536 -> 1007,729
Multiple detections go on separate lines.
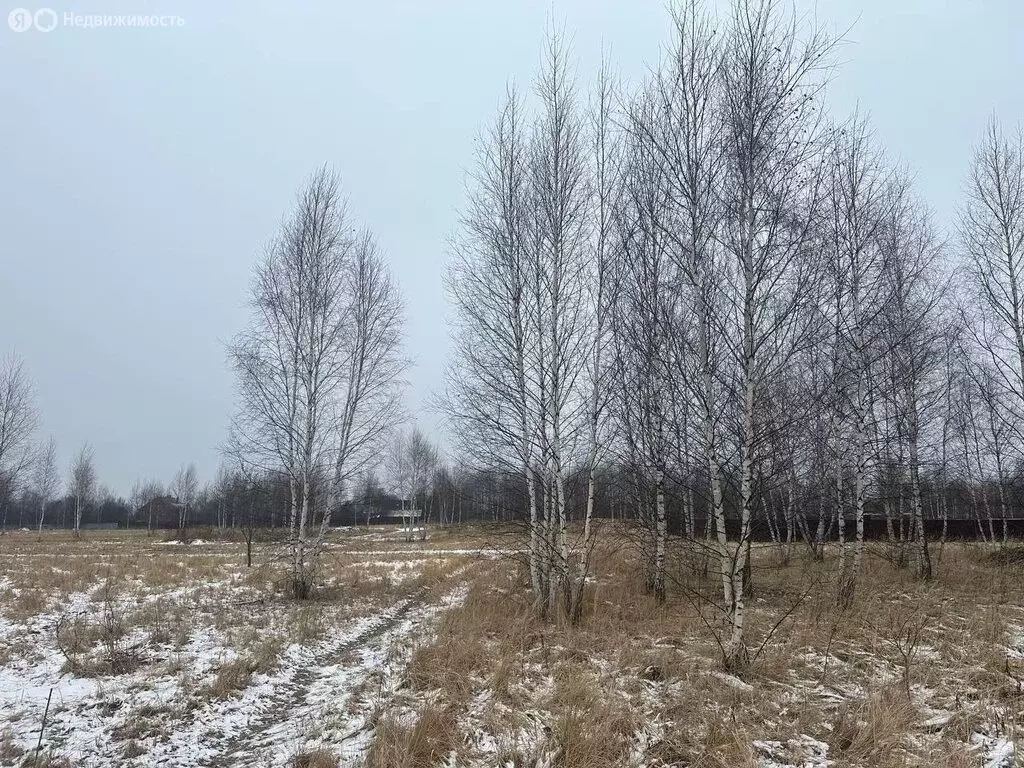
829,686 -> 918,761
5,527 -> 1024,766
209,634 -> 285,700
0,526 -> 484,765
365,704 -> 459,768
291,747 -> 340,767
548,672 -> 640,768
207,656 -> 260,699
0,729 -> 24,762
384,533 -> 1024,767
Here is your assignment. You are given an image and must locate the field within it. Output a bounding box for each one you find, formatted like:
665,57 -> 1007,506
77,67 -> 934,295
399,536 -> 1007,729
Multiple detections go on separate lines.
1,527 -> 1023,767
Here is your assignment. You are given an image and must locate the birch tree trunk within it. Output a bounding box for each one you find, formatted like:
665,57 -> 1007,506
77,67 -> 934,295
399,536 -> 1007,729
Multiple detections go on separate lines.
712,0 -> 834,671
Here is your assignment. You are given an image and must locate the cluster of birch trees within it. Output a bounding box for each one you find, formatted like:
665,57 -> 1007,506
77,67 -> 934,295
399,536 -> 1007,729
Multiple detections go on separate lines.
444,0 -> 1024,671
227,166 -> 407,598
445,32 -> 616,624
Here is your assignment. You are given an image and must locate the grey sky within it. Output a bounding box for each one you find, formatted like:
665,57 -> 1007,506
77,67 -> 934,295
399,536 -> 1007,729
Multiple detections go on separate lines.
1,0 -> 1022,496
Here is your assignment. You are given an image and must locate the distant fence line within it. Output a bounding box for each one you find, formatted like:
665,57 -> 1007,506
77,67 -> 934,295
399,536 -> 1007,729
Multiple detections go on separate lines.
666,515 -> 1024,542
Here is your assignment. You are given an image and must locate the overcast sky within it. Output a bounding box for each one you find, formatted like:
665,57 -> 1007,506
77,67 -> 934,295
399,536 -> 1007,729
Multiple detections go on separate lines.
2,0 -> 1022,496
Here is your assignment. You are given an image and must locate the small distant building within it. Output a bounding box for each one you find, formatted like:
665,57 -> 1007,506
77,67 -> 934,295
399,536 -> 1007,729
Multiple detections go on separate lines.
137,495 -> 182,529
382,509 -> 422,522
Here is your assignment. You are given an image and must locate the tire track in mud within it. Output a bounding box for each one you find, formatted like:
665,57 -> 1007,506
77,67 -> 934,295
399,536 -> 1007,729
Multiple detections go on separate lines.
205,589 -> 426,767
197,563 -> 474,767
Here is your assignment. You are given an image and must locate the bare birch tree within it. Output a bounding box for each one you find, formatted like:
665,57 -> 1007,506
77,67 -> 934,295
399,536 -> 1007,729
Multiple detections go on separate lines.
446,30 -> 603,620
329,232 -> 408,504
229,166 -> 406,598
0,355 -> 37,530
960,119 -> 1024,430
445,85 -> 540,592
572,55 -> 622,620
879,197 -> 949,581
712,0 -> 834,671
388,427 -> 439,541
526,29 -> 593,618
627,0 -> 727,601
824,114 -> 902,604
656,0 -> 726,578
171,462 -> 198,539
614,94 -> 675,603
408,428 -> 439,540
69,443 -> 96,538
387,430 -> 415,540
32,436 -> 58,533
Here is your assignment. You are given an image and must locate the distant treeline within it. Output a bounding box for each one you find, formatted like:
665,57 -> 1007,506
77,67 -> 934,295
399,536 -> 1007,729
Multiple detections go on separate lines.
4,460 -> 1017,544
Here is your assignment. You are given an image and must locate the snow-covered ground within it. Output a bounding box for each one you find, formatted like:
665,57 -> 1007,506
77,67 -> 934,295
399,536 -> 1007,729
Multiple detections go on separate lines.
3,533 -> 1024,767
0,530 -> 477,766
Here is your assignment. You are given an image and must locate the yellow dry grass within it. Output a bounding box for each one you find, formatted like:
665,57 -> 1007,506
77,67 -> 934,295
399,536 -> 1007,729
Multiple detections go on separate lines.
5,527 -> 1023,766
381,533 -> 1024,767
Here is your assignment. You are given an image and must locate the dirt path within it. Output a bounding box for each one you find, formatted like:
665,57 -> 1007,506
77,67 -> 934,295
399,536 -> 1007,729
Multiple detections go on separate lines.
202,587 -> 429,767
